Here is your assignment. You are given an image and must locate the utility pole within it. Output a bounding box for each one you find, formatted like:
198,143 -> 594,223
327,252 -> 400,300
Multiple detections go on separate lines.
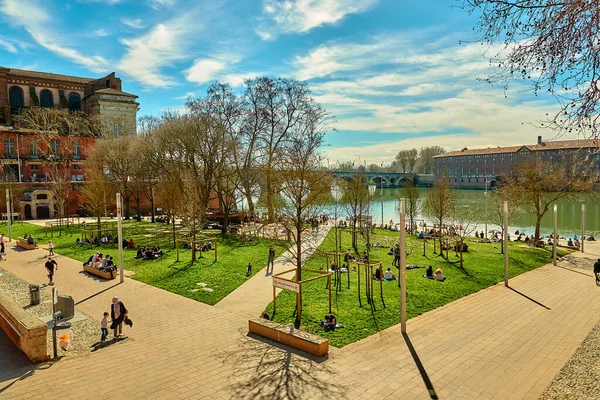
400,198 -> 406,333
5,189 -> 11,242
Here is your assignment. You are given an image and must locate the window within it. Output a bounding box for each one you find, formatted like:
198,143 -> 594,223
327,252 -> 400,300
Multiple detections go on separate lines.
37,194 -> 48,200
73,164 -> 80,170
29,141 -> 38,159
68,93 -> 81,111
106,79 -> 110,88
9,86 -> 24,113
73,141 -> 80,160
30,164 -> 38,171
4,139 -> 14,157
51,140 -> 60,158
114,123 -> 120,136
40,89 -> 53,108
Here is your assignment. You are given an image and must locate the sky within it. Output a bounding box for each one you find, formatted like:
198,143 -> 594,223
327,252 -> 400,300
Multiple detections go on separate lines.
0,0 -> 572,166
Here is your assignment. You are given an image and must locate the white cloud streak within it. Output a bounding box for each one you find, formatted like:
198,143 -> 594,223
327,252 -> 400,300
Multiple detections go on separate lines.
0,0 -> 110,73
121,18 -> 146,29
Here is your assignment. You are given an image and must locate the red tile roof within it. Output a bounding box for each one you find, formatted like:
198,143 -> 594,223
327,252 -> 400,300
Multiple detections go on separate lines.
436,139 -> 600,158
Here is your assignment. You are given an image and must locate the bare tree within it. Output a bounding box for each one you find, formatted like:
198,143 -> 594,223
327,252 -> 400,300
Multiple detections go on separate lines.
401,181 -> 421,232
419,146 -> 445,174
486,186 -> 522,254
463,1 -> 600,136
424,178 -> 455,255
341,173 -> 369,250
451,204 -> 480,268
81,154 -> 113,238
502,153 -> 596,241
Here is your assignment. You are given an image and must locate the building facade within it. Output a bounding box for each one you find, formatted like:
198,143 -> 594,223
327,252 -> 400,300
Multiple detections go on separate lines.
0,67 -> 139,219
433,136 -> 600,189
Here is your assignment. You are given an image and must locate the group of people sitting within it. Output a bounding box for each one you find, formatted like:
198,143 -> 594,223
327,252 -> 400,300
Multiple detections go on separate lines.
424,266 -> 446,281
183,240 -> 213,252
134,245 -> 164,260
374,267 -> 396,281
83,252 -> 116,273
22,234 -> 37,246
319,314 -> 341,332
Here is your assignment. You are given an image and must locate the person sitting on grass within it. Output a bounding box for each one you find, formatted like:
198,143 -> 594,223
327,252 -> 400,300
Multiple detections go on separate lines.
373,267 -> 382,281
384,268 -> 396,281
574,239 -> 581,248
424,265 -> 434,279
135,247 -> 144,259
107,234 -> 114,244
153,246 -> 164,258
320,314 -> 337,332
144,247 -> 154,260
128,239 -> 135,249
434,268 -> 446,281
201,241 -> 212,252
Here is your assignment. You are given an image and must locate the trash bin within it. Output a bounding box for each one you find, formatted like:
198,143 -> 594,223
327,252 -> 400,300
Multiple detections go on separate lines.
29,284 -> 40,306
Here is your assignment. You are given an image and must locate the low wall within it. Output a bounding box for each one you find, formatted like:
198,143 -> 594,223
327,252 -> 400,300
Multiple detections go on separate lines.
249,318 -> 328,357
0,291 -> 48,362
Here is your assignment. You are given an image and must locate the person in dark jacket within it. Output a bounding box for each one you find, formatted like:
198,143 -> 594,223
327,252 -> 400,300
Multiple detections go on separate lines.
110,296 -> 128,338
267,244 -> 276,274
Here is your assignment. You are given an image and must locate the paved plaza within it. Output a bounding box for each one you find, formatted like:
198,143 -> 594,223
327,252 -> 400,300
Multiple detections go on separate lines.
1,240 -> 599,399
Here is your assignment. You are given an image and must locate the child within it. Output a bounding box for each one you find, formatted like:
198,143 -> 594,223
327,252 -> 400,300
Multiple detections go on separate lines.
48,241 -> 55,256
246,262 -> 252,277
101,312 -> 109,342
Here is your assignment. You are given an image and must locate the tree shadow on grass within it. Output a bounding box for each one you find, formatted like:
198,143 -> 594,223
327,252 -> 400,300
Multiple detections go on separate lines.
220,331 -> 346,400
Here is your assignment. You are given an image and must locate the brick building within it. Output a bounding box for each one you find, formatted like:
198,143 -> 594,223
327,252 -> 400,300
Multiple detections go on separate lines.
433,136 -> 600,189
0,67 -> 138,219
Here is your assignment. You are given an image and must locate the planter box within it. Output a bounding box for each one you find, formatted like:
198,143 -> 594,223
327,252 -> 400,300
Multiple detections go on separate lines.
248,318 -> 328,357
82,265 -> 118,280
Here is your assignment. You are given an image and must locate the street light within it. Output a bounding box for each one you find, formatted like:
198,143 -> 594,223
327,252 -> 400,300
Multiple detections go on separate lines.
553,204 -> 557,266
380,186 -> 384,227
367,182 -> 376,258
331,183 -> 342,251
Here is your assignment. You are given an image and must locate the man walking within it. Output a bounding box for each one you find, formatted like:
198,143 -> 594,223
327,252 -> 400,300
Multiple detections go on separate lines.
110,296 -> 128,338
267,244 -> 276,274
45,257 -> 58,285
393,244 -> 401,267
0,233 -> 5,254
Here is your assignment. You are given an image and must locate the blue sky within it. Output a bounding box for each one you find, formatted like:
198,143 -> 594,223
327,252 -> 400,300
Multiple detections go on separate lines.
0,0 -> 568,165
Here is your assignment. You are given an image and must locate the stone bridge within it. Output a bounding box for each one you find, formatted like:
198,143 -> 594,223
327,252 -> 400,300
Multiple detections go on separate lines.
332,171 -> 433,188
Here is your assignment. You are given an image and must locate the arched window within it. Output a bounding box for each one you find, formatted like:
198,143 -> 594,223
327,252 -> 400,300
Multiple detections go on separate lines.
40,89 -> 53,108
9,86 -> 24,113
68,92 -> 81,111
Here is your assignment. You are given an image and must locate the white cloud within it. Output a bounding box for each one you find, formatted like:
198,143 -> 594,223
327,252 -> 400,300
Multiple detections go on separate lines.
91,28 -> 110,37
150,0 -> 176,9
78,0 -> 121,4
257,0 -> 377,39
186,59 -> 227,84
0,0 -> 110,73
121,18 -> 145,29
0,36 -> 30,53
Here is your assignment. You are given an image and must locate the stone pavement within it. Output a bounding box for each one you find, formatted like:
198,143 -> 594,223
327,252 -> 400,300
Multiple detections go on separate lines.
216,224 -> 331,317
0,241 -> 599,399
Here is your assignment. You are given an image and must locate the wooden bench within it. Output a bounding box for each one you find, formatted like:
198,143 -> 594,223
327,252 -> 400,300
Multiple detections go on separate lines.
248,318 -> 328,357
82,265 -> 118,280
16,239 -> 37,250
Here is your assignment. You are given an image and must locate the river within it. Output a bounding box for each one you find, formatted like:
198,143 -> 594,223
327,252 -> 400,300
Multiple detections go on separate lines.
339,188 -> 599,239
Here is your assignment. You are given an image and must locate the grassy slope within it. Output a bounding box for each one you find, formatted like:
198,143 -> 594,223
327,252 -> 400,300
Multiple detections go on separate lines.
7,220 -> 287,305
264,228 -> 571,347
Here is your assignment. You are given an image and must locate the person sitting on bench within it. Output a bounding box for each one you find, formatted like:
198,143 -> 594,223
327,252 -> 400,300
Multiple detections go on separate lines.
27,235 -> 36,245
568,238 -> 574,247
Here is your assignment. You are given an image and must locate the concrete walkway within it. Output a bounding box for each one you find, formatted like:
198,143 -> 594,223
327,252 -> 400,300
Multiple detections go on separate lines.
1,241 -> 600,399
216,225 -> 331,317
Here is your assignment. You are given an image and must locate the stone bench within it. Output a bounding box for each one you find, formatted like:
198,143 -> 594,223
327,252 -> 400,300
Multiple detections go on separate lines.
83,265 -> 118,280
248,318 -> 328,357
16,239 -> 37,250
0,291 -> 48,362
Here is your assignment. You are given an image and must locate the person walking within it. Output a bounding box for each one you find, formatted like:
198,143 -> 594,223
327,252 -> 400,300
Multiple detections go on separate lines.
45,257 -> 58,285
0,233 -> 5,254
267,244 -> 276,274
110,296 -> 128,339
48,241 -> 55,256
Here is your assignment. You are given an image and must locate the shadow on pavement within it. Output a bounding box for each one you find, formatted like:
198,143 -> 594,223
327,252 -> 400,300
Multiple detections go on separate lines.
90,336 -> 128,352
508,287 -> 551,310
220,332 -> 345,400
403,332 -> 439,400
75,282 -> 122,306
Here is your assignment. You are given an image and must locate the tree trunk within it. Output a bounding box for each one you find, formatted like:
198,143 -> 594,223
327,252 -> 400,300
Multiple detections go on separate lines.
535,214 -> 543,242
150,192 -> 155,223
243,182 -> 254,213
266,170 -> 274,221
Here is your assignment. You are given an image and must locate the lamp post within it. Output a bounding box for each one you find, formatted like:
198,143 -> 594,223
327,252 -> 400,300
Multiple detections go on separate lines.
117,193 -> 124,283
367,182 -> 376,258
380,186 -> 384,227
581,203 -> 585,253
399,198 -> 406,333
5,189 -> 11,242
331,183 -> 342,251
503,201 -> 508,287
553,204 -> 557,266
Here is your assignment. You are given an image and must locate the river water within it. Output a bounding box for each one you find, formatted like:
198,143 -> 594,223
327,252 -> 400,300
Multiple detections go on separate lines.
342,188 -> 599,239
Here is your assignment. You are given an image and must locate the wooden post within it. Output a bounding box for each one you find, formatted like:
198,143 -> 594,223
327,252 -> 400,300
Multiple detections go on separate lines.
297,287 -> 302,321
273,284 -> 276,316
400,198 -> 407,333
328,275 -> 332,313
5,189 -> 11,242
503,201 -> 509,287
117,193 -> 124,284
214,240 -> 217,262
581,204 -> 585,253
553,204 -> 557,266
358,263 -> 362,307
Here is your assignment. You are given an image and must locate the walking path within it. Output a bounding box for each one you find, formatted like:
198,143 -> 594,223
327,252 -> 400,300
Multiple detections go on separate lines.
1,241 -> 599,399
216,224 -> 332,317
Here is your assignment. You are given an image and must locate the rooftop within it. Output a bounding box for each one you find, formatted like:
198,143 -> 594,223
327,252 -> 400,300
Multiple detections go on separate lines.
5,67 -> 95,84
436,138 -> 600,158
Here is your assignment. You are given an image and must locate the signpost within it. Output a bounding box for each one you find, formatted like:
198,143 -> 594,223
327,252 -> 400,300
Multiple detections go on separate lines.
273,277 -> 300,292
503,201 -> 508,287
271,269 -> 331,318
117,193 -> 124,283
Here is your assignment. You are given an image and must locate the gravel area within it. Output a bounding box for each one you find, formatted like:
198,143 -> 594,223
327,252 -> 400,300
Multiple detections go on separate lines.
539,257 -> 600,400
0,266 -> 125,359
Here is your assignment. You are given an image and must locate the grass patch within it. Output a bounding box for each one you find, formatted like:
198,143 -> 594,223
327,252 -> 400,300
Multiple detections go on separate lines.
264,228 -> 571,348
6,220 -> 289,305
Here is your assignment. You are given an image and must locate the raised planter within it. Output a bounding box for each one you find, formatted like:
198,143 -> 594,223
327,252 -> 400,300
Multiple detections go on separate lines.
248,318 -> 328,357
82,265 -> 118,280
0,291 -> 48,362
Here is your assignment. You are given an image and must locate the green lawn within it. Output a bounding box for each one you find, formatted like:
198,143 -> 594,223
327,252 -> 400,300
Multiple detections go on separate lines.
263,228 -> 571,348
5,220 -> 288,305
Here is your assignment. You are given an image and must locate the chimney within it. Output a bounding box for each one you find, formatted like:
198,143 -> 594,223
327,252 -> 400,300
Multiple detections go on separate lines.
537,135 -> 542,145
